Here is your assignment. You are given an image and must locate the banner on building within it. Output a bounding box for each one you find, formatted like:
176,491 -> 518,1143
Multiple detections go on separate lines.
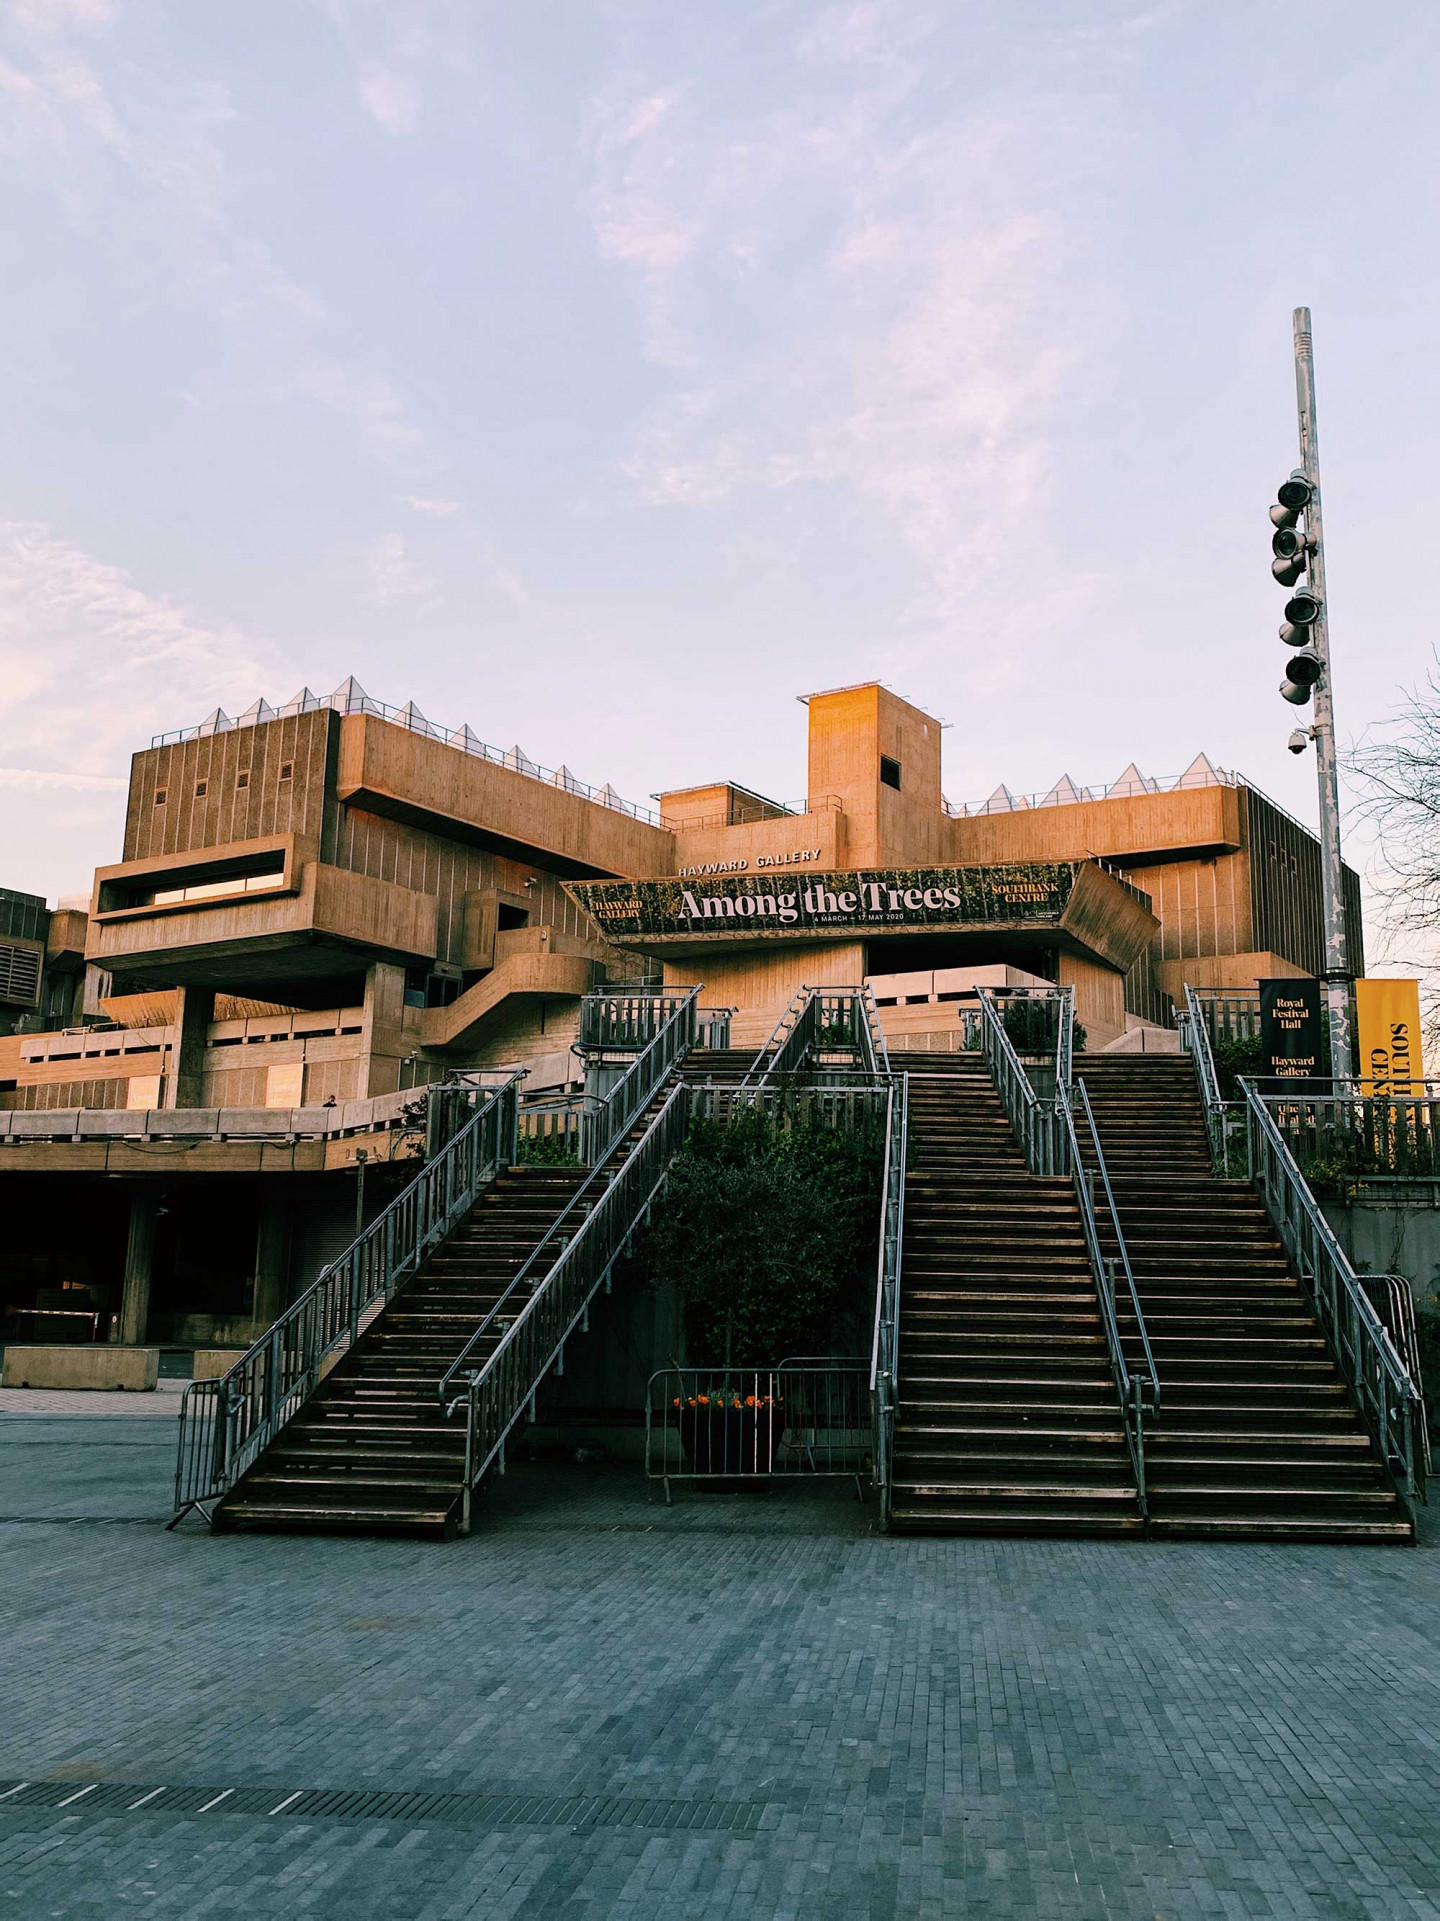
1259,977 -> 1323,1083
1355,977 -> 1425,1095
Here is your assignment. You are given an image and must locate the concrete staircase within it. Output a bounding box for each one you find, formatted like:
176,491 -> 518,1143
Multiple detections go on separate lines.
889,1054 -> 1142,1536
217,1166 -> 593,1537
1076,1056 -> 1413,1544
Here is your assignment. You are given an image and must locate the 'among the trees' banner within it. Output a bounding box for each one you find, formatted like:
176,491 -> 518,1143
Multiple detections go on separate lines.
1355,978 -> 1425,1095
1259,977 -> 1323,1082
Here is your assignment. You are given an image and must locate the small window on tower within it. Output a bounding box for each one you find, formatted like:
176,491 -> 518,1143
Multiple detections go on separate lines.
194,779 -> 208,798
279,762 -> 293,781
153,789 -> 167,807
236,770 -> 250,791
880,755 -> 902,791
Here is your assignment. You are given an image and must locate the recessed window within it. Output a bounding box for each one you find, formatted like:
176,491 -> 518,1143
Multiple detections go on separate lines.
195,779 -> 208,798
880,755 -> 902,791
153,789 -> 167,807
279,762 -> 293,781
236,770 -> 250,790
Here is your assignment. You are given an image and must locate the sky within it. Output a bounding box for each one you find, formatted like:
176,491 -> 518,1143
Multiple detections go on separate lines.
2,0 -> 1438,962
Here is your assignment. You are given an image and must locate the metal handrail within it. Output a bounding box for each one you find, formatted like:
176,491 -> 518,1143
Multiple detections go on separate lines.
741,985 -> 886,1091
1054,1084 -> 1154,1514
440,993 -> 699,1410
1074,1079 -> 1160,1412
1240,1079 -> 1426,1515
1253,1087 -> 1440,1182
579,985 -> 699,1163
974,990 -> 1066,1175
869,1073 -> 909,1528
1178,983 -> 1238,1175
1054,986 -> 1074,1101
578,989 -> 697,1051
450,1083 -> 690,1529
171,1070 -> 524,1523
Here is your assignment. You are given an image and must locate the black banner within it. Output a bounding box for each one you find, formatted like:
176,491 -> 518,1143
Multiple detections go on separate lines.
568,863 -> 1080,943
1259,977 -> 1323,1083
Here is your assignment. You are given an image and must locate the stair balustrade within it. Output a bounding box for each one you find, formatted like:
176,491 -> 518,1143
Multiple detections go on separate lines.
579,986 -> 700,1164
1066,1079 -> 1160,1513
741,985 -> 890,1091
445,1083 -> 691,1529
973,990 -> 1067,1175
171,1071 -> 525,1525
1177,984 -> 1240,1174
1241,1081 -> 1427,1516
868,1073 -> 909,1528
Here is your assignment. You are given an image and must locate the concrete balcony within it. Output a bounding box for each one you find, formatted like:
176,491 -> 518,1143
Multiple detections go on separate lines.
88,843 -> 438,986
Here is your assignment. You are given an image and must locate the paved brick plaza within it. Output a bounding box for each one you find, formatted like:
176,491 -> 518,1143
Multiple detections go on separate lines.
2,1398 -> 1439,1919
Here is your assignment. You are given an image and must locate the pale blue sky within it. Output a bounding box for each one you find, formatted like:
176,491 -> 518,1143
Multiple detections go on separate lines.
2,1 -> 1437,946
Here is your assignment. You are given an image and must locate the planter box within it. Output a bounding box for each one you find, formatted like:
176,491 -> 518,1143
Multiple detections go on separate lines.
2,1345 -> 159,1391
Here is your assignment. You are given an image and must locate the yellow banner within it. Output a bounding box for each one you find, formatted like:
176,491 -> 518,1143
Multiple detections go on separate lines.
1355,978 -> 1425,1094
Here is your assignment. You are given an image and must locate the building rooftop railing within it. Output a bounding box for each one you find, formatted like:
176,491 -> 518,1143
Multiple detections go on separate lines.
151,676 -> 663,829
944,759 -> 1238,818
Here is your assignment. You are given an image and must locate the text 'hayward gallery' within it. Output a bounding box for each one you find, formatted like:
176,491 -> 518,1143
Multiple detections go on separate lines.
6,676 -> 1361,1108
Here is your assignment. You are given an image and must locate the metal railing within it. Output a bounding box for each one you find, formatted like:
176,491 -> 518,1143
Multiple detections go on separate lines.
1177,983 -> 1239,1175
1360,1276 -> 1433,1474
742,986 -> 889,1090
687,1073 -> 891,1137
1241,1080 -> 1427,1515
171,1072 -> 524,1523
974,990 -> 1066,1175
1067,1079 -> 1159,1514
646,1364 -> 870,1499
869,1073 -> 909,1528
1189,987 -> 1263,1047
153,678 -> 662,825
579,990 -> 698,1051
578,986 -> 699,1163
1255,1088 -> 1440,1183
1,1088 -> 424,1145
448,1084 -> 690,1529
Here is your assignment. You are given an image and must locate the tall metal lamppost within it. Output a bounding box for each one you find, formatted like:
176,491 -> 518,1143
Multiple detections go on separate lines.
1271,305 -> 1353,1076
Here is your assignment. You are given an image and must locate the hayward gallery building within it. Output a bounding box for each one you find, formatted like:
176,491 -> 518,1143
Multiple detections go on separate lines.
0,676 -> 1359,1353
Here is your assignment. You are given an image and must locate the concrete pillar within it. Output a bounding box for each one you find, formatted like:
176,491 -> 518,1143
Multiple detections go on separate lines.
115,1191 -> 157,1346
163,985 -> 216,1108
362,960 -> 410,1096
250,1185 -> 290,1331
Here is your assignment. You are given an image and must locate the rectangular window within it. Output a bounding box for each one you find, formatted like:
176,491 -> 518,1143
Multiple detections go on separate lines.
880,755 -> 902,791
279,762 -> 293,781
148,869 -> 284,908
195,779 -> 208,798
236,770 -> 250,790
153,789 -> 167,806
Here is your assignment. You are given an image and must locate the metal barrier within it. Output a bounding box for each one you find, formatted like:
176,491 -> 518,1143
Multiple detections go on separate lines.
1241,1080 -> 1426,1516
687,1072 -> 890,1137
869,1074 -> 908,1528
579,986 -> 699,1164
171,1071 -> 524,1524
1190,988 -> 1263,1046
1067,1079 -> 1159,1513
449,1085 -> 690,1529
646,1364 -> 870,1500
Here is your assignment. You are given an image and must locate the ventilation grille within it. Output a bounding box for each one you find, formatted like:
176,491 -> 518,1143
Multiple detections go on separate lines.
0,942 -> 41,1005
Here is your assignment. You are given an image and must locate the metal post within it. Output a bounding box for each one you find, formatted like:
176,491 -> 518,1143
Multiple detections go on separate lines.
1292,307 -> 1353,1077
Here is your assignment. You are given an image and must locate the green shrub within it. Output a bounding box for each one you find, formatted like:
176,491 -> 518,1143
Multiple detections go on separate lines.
638,1108 -> 882,1365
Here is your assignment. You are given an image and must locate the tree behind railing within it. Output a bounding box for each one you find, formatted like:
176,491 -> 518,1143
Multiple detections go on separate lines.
171,1072 -> 523,1522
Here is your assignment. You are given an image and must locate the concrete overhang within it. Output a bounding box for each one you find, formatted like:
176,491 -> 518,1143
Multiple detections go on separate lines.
335,714 -> 676,882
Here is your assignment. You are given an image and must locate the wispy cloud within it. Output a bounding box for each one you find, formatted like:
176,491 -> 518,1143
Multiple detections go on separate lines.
587,3 -> 1118,667
0,520 -> 281,771
0,766 -> 126,791
398,494 -> 462,518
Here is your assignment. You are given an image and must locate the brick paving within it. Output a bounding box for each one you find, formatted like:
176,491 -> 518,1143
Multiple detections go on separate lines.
2,1411 -> 1439,1917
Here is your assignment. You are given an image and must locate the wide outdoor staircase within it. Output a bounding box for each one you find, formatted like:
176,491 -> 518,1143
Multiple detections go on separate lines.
890,1054 -> 1144,1537
217,1165 -> 593,1537
1076,1055 -> 1414,1544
